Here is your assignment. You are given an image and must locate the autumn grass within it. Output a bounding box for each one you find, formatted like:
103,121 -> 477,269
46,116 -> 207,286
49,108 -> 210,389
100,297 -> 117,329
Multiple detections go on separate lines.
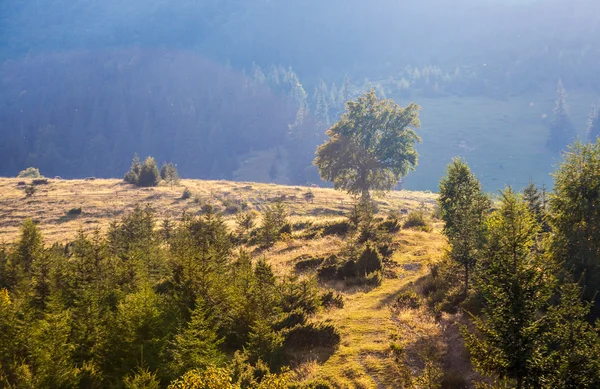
0,177 -> 436,244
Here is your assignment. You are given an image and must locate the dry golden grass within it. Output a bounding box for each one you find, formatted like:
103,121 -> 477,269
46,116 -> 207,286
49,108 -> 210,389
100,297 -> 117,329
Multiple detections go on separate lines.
0,177 -> 469,388
0,177 -> 436,244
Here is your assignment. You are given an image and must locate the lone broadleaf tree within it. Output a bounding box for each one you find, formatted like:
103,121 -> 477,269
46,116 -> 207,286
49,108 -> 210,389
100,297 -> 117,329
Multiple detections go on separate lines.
314,90 -> 421,199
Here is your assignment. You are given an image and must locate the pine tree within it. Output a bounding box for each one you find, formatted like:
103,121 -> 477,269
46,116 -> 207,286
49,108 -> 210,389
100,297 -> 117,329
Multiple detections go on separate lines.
586,105 -> 600,142
12,219 -> 44,274
540,283 -> 600,388
547,79 -> 576,153
160,162 -> 180,187
462,189 -> 556,389
550,140 -> 600,303
438,158 -> 490,295
124,153 -> 142,184
523,182 -> 549,231
137,157 -> 160,187
170,299 -> 225,376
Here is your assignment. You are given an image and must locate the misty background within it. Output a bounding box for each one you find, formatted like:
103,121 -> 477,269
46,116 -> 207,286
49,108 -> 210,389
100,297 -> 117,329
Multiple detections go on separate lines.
1,0 -> 598,191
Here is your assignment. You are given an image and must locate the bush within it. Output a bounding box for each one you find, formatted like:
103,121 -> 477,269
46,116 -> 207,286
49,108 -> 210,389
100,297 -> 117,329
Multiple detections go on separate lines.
393,291 -> 422,310
32,178 -> 49,185
356,244 -> 383,276
337,259 -> 358,279
66,207 -> 82,216
317,264 -> 338,281
283,323 -> 341,350
320,291 -> 344,309
403,210 -> 432,232
182,188 -> 192,199
18,167 -> 41,178
273,309 -> 308,331
294,256 -> 324,272
24,185 -> 36,197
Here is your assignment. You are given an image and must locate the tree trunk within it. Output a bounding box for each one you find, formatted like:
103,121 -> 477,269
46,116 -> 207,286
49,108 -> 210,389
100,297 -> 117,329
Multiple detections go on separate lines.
516,376 -> 523,389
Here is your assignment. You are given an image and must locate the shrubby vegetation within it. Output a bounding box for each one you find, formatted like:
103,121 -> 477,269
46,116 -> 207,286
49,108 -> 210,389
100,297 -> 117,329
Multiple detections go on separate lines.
0,203 -> 344,388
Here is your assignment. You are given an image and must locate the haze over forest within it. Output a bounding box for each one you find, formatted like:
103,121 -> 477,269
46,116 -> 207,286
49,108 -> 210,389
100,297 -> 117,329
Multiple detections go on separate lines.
1,0 -> 599,190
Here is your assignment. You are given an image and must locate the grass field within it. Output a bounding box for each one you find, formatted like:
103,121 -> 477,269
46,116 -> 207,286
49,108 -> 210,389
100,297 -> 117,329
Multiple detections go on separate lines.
0,177 -> 471,388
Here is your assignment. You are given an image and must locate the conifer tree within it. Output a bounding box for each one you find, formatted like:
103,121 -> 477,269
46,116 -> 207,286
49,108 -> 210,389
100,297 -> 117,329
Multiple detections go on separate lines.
550,140 -> 600,302
137,157 -> 160,187
540,283 -> 600,388
586,105 -> 600,142
12,218 -> 43,274
547,79 -> 576,153
124,153 -> 142,185
438,158 -> 490,295
170,299 -> 225,377
463,189 -> 556,389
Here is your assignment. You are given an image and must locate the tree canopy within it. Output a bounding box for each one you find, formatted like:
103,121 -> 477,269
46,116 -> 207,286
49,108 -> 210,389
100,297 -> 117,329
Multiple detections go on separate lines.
314,90 -> 421,198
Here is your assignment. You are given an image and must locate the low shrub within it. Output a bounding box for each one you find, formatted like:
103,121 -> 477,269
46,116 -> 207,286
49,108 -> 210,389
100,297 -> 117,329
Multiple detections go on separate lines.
320,290 -> 344,309
181,188 -> 192,199
345,271 -> 383,287
32,178 -> 49,185
356,244 -> 383,276
403,210 -> 432,232
273,309 -> 308,331
283,323 -> 341,350
24,185 -> 36,197
317,264 -> 338,281
67,207 -> 83,216
18,167 -> 41,178
294,256 -> 324,272
337,259 -> 358,279
440,370 -> 470,389
393,290 -> 422,310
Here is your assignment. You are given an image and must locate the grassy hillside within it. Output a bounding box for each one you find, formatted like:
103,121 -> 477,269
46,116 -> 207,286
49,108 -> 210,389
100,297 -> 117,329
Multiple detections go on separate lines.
0,178 -> 470,388
0,178 -> 436,244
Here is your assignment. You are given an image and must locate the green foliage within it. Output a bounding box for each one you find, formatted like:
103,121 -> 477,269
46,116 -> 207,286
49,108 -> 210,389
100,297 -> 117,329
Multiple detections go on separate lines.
403,210 -> 432,232
161,162 -> 180,186
282,322 -> 341,350
540,283 -> 600,388
356,243 -> 383,276
438,158 -> 490,295
462,189 -> 556,388
550,140 -> 600,303
523,182 -> 548,231
168,367 -> 238,389
17,167 -> 42,178
182,188 -> 193,200
24,184 -> 36,197
245,319 -> 284,370
123,367 -> 161,389
314,89 -> 421,199
0,200 -> 341,388
257,202 -> 288,248
170,300 -> 226,377
138,157 -> 161,187
124,154 -> 160,187
124,154 -> 142,185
